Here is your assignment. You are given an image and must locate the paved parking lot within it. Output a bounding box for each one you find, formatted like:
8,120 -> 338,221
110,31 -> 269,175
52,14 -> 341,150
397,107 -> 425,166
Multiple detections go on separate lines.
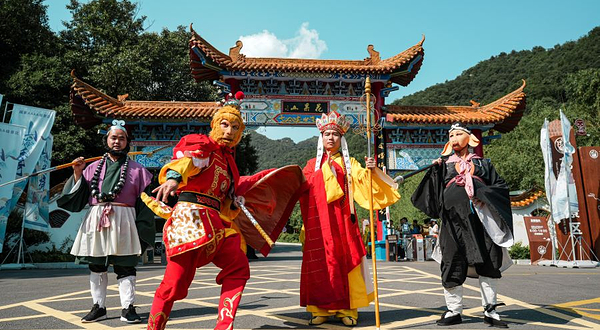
1,243 -> 599,329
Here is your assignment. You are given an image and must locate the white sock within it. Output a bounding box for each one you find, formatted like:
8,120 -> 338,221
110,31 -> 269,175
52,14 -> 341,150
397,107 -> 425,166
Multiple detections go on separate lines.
90,272 -> 108,308
479,276 -> 500,320
118,275 -> 136,309
443,285 -> 463,316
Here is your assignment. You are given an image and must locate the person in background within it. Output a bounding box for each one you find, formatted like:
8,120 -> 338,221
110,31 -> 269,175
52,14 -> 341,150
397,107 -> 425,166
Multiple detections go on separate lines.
410,220 -> 422,235
422,219 -> 431,236
362,218 -> 370,246
400,217 -> 411,236
430,219 -> 439,236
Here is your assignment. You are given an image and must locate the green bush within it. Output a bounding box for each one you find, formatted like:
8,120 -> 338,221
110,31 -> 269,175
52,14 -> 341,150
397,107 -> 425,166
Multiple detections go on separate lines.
509,242 -> 531,259
29,246 -> 76,263
277,232 -> 300,243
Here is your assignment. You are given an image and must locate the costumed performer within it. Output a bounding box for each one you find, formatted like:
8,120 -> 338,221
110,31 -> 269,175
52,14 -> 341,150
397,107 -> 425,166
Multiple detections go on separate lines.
411,122 -> 514,328
144,92 -> 249,330
57,120 -> 154,324
299,111 -> 400,327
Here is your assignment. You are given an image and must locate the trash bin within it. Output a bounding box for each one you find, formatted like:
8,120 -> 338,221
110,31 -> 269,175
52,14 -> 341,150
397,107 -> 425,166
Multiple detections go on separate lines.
386,234 -> 398,261
412,234 -> 425,262
425,235 -> 436,260
368,240 -> 387,261
403,235 -> 414,260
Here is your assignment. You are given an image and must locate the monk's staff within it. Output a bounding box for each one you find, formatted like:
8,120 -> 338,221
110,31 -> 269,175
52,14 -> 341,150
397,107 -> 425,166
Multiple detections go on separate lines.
235,197 -> 275,247
393,163 -> 436,184
0,145 -> 171,188
365,77 -> 381,330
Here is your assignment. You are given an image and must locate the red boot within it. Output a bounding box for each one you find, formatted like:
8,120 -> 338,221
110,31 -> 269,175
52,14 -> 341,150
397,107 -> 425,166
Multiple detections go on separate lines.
215,279 -> 246,330
147,311 -> 168,330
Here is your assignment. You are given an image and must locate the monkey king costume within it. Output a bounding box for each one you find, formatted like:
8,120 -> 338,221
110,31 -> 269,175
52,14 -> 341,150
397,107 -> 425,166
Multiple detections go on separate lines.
144,92 -> 302,330
299,111 -> 400,326
411,122 -> 513,328
143,93 -> 250,330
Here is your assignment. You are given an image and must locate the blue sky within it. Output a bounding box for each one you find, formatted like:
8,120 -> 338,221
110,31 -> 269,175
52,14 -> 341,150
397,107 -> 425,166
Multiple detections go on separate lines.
45,0 -> 600,141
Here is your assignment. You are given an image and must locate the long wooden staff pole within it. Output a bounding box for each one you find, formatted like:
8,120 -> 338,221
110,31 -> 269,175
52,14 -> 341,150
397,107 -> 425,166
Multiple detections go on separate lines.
393,163 -> 436,184
365,77 -> 381,330
0,145 -> 171,188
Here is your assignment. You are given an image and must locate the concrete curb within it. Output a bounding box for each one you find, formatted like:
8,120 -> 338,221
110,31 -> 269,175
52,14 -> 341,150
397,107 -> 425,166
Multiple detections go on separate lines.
0,262 -> 87,270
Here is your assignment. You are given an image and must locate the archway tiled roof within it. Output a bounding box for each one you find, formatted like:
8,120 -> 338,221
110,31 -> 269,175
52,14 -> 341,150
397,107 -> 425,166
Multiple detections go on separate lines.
385,80 -> 526,133
70,71 -> 219,128
510,188 -> 545,208
189,24 -> 425,86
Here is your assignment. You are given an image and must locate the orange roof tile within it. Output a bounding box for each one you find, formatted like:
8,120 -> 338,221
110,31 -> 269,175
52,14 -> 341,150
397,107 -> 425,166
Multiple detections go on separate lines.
385,80 -> 526,133
189,24 -> 425,86
70,71 -> 219,128
510,188 -> 545,208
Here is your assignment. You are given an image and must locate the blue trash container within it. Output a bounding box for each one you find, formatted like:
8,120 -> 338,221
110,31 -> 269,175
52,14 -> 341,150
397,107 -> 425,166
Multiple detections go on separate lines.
367,240 -> 387,261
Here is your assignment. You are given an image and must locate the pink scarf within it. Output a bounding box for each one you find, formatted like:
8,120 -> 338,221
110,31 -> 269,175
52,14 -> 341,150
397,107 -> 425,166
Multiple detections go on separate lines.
446,153 -> 480,199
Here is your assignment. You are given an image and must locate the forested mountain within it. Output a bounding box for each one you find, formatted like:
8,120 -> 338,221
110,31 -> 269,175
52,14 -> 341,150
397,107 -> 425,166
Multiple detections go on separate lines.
394,27 -> 600,107
248,130 -> 375,172
247,131 -> 318,171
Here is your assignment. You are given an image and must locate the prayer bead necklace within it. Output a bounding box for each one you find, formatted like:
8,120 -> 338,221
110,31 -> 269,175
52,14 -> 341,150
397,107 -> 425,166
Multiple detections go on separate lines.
90,153 -> 129,202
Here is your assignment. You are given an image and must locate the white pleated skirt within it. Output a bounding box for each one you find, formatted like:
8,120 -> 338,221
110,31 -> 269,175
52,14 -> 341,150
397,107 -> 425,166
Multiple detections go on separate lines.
71,204 -> 142,257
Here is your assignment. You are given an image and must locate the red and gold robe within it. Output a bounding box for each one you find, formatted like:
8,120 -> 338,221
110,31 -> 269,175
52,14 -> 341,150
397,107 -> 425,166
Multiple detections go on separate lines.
299,152 -> 400,313
157,134 -> 241,258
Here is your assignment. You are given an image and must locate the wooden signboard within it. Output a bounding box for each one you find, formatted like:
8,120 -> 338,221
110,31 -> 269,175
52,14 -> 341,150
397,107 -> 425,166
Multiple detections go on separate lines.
523,216 -> 552,262
573,146 -> 600,259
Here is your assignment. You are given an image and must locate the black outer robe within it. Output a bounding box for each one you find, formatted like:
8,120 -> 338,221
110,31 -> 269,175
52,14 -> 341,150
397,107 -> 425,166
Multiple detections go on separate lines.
411,157 -> 513,288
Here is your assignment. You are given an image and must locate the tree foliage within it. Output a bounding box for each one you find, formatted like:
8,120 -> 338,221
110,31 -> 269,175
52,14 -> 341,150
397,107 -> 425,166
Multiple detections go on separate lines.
0,0 -> 57,94
0,0 -> 219,186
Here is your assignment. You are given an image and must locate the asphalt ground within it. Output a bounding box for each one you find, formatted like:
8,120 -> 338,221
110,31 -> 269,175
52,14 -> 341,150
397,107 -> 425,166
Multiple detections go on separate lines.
1,243 -> 599,330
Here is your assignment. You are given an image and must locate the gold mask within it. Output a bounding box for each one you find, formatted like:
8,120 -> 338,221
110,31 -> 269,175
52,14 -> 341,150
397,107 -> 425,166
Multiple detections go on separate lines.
209,105 -> 245,148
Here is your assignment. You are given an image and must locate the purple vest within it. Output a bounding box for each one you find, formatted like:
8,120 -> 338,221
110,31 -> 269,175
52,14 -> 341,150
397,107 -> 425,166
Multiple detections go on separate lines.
83,159 -> 152,206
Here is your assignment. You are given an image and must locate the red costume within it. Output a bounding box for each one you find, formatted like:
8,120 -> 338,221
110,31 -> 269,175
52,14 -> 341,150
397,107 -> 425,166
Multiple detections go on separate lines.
147,134 -> 249,330
300,156 -> 365,310
299,111 -> 400,325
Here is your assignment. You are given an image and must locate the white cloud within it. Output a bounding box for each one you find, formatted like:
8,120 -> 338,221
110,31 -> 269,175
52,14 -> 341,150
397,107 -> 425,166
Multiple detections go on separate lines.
238,30 -> 288,58
287,22 -> 328,59
238,22 -> 327,59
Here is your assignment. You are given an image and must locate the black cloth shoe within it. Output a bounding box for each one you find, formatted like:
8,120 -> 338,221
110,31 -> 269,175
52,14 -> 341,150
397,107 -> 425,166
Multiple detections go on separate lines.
81,303 -> 107,323
436,311 -> 462,326
483,303 -> 508,328
484,315 -> 508,328
120,304 -> 142,323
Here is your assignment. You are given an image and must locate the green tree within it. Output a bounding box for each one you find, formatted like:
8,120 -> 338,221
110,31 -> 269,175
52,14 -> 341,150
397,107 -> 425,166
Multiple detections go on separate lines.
60,0 -> 149,97
0,0 -> 57,94
137,27 -> 217,101
6,54 -> 71,109
235,133 -> 259,176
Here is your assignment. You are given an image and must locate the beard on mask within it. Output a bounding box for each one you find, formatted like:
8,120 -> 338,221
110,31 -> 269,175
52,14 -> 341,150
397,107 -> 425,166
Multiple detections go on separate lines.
103,137 -> 131,157
209,126 -> 242,148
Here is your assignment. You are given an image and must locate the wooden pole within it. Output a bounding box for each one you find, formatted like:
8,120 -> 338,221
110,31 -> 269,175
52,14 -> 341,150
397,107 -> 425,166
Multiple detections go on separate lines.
365,77 -> 381,329
0,145 -> 171,188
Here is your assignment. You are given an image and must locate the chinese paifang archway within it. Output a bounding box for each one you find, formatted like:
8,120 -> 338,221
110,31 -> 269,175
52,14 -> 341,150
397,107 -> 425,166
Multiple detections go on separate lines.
69,25 -> 527,236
